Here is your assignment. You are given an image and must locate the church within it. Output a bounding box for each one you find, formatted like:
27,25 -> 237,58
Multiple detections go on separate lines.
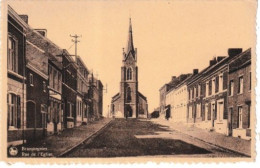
111,18 -> 148,118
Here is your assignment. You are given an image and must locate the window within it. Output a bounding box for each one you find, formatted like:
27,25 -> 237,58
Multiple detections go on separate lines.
238,76 -> 243,94
209,80 -> 212,96
7,35 -> 18,73
43,81 -> 46,92
189,106 -> 192,119
49,65 -> 62,92
198,85 -> 200,97
215,76 -> 219,93
29,73 -> 34,86
7,93 -> 21,128
217,101 -> 223,121
126,87 -> 132,102
126,67 -> 132,80
238,106 -> 243,128
219,74 -> 223,92
229,80 -> 234,96
212,79 -> 215,95
67,103 -> 73,117
206,82 -> 209,97
197,103 -> 201,118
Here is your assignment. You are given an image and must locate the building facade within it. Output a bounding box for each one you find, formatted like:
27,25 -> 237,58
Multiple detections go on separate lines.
228,49 -> 251,140
75,57 -> 89,125
25,38 -> 49,140
111,19 -> 148,118
61,50 -> 77,129
7,6 -> 27,146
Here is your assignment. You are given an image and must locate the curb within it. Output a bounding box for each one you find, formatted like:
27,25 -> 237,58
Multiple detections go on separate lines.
153,120 -> 251,157
57,119 -> 113,157
173,128 -> 251,157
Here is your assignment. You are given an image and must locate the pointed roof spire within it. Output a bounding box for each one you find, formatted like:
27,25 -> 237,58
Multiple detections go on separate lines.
126,18 -> 134,54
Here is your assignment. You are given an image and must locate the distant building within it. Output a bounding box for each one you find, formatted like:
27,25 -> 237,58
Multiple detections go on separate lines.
150,107 -> 160,118
228,49 -> 251,140
165,72 -> 194,123
75,57 -> 89,126
111,19 -> 148,118
61,50 -> 78,129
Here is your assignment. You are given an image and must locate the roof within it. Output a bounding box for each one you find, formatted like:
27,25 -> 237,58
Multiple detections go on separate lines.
138,91 -> 147,101
111,93 -> 120,102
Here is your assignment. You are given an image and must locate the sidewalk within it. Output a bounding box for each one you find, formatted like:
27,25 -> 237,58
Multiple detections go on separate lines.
152,118 -> 251,157
22,118 -> 112,157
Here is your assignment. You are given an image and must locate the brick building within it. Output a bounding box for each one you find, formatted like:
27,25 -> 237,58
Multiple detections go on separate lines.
75,57 -> 89,125
26,35 -> 49,140
228,48 -> 251,140
25,22 -> 64,135
7,6 -> 27,146
61,50 -> 78,129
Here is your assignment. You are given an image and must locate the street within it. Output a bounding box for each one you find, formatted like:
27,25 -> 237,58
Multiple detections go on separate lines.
64,118 -> 244,157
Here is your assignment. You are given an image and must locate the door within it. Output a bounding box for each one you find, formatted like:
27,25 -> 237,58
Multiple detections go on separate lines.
228,108 -> 233,136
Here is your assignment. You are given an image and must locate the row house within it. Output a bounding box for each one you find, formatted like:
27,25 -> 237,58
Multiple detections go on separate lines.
228,48 -> 251,140
7,6 -> 27,146
76,57 -> 89,126
25,25 -> 63,135
187,67 -> 211,128
61,50 -> 78,129
165,73 -> 192,122
7,6 -> 105,146
186,48 -> 251,138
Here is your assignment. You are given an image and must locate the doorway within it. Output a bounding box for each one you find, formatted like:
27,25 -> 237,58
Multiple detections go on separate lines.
126,105 -> 133,118
228,108 -> 233,136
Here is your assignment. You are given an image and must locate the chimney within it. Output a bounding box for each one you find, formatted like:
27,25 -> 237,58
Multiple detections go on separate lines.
209,57 -> 217,66
171,76 -> 176,81
19,15 -> 28,24
193,69 -> 199,75
216,56 -> 226,62
34,29 -> 47,37
228,48 -> 242,58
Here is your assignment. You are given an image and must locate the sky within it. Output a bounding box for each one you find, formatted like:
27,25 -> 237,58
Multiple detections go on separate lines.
6,0 -> 256,117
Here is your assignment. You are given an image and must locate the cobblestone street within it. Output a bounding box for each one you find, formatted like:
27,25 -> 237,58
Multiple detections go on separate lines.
64,119 -> 244,157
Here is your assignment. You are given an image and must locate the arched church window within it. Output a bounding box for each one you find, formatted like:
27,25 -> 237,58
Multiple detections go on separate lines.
126,67 -> 132,80
126,87 -> 131,102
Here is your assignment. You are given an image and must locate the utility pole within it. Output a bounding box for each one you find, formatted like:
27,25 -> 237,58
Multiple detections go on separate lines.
70,34 -> 82,58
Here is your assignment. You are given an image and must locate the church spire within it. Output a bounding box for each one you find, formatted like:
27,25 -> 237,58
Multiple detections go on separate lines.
126,18 -> 135,54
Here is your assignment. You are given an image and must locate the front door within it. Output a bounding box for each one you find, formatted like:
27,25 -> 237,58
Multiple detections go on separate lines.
228,108 -> 233,136
126,105 -> 133,118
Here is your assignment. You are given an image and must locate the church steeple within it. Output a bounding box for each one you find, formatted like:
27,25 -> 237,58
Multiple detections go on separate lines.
126,18 -> 135,55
